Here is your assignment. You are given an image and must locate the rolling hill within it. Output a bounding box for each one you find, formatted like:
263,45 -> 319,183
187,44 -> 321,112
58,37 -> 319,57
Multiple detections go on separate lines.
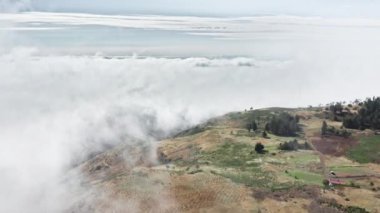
71,106 -> 380,212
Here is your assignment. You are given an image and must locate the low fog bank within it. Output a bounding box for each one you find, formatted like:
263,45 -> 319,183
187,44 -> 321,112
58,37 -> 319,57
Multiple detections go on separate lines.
3,12 -> 380,57
0,0 -> 31,13
0,48 -> 379,212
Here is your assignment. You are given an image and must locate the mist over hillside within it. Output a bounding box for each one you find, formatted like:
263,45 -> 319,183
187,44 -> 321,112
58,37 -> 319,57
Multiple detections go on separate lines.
1,3 -> 380,212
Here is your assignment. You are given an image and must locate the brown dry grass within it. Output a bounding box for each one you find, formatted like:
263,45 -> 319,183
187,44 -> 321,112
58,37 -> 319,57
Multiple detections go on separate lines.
169,173 -> 251,212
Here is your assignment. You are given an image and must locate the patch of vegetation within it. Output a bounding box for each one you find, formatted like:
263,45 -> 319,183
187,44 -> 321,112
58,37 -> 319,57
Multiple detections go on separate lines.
286,170 -> 323,186
227,111 -> 246,120
317,198 -> 370,213
174,125 -> 209,137
278,139 -> 311,151
216,168 -> 288,189
286,153 -> 320,165
231,108 -> 293,129
194,141 -> 293,189
324,102 -> 350,121
347,135 -> 380,163
328,166 -> 364,174
321,121 -> 352,138
343,97 -> 380,130
218,169 -> 270,187
200,142 -> 258,168
267,112 -> 300,136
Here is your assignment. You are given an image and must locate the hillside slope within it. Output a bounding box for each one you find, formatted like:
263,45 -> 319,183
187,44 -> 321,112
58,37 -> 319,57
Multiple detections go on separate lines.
73,107 -> 380,212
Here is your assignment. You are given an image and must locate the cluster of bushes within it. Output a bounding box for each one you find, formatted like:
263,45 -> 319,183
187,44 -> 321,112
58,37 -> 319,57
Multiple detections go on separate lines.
278,139 -> 311,151
316,198 -> 369,213
321,121 -> 351,138
255,142 -> 266,154
267,112 -> 299,136
324,102 -> 353,121
343,97 -> 380,130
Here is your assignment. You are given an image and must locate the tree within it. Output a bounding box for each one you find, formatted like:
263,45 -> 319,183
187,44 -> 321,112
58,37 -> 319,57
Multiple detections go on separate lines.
329,102 -> 343,115
267,112 -> 299,136
343,116 -> 360,129
255,143 -> 265,154
321,121 -> 328,136
343,97 -> 380,130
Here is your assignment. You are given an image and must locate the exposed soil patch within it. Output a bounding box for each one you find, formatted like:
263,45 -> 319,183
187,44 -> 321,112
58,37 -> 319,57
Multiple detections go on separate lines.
311,134 -> 359,157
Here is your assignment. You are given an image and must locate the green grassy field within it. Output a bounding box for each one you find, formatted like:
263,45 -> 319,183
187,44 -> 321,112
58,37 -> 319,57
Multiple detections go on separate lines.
285,152 -> 320,165
328,166 -> 365,174
200,141 -> 258,168
347,135 -> 380,163
286,169 -> 323,186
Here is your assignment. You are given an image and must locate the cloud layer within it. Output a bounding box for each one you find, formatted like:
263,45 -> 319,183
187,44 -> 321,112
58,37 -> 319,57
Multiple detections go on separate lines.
2,12 -> 380,57
3,12 -> 380,35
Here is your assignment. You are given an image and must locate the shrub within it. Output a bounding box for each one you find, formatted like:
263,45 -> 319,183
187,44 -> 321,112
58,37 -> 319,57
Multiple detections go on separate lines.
278,139 -> 311,151
321,122 -> 351,138
255,143 -> 265,154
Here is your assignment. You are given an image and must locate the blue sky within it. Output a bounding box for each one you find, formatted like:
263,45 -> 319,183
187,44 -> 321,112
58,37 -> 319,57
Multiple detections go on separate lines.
30,0 -> 380,17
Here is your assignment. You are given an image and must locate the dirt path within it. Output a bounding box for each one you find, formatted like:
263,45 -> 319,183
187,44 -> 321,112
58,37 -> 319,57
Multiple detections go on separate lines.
309,139 -> 328,179
302,120 -> 329,180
